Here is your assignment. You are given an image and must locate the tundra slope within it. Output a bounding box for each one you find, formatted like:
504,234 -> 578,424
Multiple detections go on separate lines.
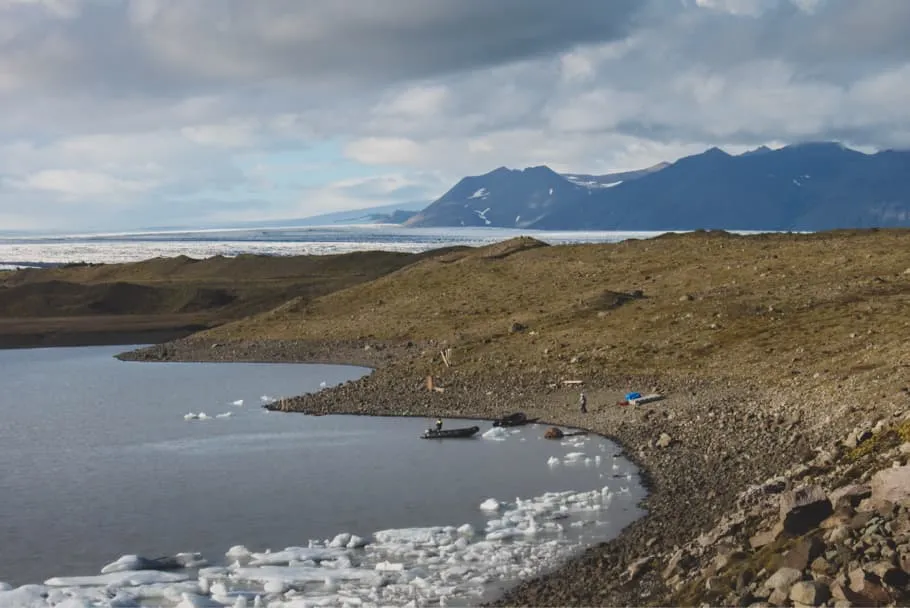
122,229 -> 910,606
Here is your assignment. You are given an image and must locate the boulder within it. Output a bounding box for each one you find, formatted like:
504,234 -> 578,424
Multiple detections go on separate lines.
543,427 -> 564,440
764,567 -> 802,593
750,522 -> 784,549
789,581 -> 831,606
848,568 -> 893,604
871,466 -> 910,507
781,536 -> 825,571
829,484 -> 872,509
656,432 -> 673,448
780,485 -> 833,535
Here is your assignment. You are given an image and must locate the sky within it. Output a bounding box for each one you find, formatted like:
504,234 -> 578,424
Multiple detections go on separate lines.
1,0 -> 909,232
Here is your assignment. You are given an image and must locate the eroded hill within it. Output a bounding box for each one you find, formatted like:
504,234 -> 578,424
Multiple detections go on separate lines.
199,230 -> 910,395
0,248 -> 466,347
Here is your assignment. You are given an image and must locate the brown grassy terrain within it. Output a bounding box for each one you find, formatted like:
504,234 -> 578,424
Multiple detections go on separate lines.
201,230 -> 910,397
0,248 -> 466,347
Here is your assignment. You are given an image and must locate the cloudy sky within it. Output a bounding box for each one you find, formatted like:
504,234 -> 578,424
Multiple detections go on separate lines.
1,0 -> 909,232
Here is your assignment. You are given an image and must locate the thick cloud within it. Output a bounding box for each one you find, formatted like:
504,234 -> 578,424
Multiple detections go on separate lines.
1,0 -> 909,231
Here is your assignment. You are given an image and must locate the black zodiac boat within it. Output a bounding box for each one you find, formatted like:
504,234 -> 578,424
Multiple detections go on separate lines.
421,426 -> 481,439
492,412 -> 540,427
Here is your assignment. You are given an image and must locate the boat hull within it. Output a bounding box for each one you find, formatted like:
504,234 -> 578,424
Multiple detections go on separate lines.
492,412 -> 539,427
421,426 -> 480,439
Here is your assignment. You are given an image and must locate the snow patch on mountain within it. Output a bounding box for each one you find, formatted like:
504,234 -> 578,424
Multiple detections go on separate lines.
563,175 -> 624,189
469,188 -> 489,200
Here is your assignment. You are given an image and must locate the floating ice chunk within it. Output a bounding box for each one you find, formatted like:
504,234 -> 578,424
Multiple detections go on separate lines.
374,526 -> 460,548
479,498 -> 501,511
197,412 -> 211,420
100,552 -> 206,574
563,452 -> 585,463
456,524 -> 475,538
216,412 -> 232,419
375,561 -> 404,572
260,395 -> 273,403
547,456 -> 560,467
226,546 -> 251,561
175,592 -> 224,607
184,413 -> 198,420
45,570 -> 190,587
231,565 -> 382,586
0,585 -> 49,608
346,534 -> 368,548
595,455 -> 602,466
319,381 -> 327,388
247,547 -> 347,567
232,399 -> 244,406
481,427 -> 509,441
328,533 -> 351,548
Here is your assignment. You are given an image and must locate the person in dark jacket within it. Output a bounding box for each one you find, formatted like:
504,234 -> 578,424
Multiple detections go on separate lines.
435,418 -> 443,431
579,392 -> 588,413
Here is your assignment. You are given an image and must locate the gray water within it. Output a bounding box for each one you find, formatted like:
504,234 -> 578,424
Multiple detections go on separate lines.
0,346 -> 645,588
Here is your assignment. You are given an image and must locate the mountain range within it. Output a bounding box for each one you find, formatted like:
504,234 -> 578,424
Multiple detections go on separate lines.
405,142 -> 910,231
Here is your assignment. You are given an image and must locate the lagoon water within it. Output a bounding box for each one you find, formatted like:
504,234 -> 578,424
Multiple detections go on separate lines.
0,345 -> 645,606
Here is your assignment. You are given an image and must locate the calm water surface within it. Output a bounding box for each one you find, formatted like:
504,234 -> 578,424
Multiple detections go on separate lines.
0,346 -> 645,587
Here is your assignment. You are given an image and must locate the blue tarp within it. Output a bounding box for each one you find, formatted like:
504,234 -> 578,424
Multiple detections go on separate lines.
625,392 -> 642,401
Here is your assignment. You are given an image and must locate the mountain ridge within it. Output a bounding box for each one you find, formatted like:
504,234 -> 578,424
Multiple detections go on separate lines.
407,143 -> 910,231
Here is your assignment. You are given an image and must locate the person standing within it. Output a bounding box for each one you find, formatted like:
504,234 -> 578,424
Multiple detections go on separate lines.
579,391 -> 588,413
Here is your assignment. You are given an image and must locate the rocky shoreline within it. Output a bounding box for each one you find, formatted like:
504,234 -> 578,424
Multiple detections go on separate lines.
117,336 -> 910,606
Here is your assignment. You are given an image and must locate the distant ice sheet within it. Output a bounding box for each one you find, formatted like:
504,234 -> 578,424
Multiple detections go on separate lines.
0,226 -> 672,265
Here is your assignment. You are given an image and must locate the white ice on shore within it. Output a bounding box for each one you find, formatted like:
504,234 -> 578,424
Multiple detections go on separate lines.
1,426 -> 640,607
481,427 -> 509,441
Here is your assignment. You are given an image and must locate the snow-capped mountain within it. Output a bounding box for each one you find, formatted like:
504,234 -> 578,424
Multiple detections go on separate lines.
404,166 -> 589,228
405,164 -> 663,228
407,143 -> 910,231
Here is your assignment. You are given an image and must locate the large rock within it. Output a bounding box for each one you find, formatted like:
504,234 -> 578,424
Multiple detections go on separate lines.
780,485 -> 833,535
781,536 -> 825,571
870,466 -> 910,507
829,484 -> 872,509
750,522 -> 784,549
789,581 -> 830,606
764,567 -> 802,593
848,568 -> 893,605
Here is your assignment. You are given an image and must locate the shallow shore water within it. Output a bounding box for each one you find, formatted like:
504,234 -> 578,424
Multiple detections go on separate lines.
0,345 -> 647,607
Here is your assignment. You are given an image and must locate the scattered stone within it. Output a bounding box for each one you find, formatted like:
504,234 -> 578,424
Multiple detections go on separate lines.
656,433 -> 673,448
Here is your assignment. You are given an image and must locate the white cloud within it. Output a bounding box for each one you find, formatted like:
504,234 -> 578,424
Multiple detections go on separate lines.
181,120 -> 261,148
9,169 -> 155,199
1,0 -> 909,231
0,0 -> 82,18
344,137 -> 423,165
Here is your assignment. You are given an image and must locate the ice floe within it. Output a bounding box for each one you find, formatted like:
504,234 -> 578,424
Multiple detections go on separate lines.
481,427 -> 509,441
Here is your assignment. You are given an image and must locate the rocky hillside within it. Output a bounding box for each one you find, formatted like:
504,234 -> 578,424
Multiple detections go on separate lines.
407,143 -> 910,231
